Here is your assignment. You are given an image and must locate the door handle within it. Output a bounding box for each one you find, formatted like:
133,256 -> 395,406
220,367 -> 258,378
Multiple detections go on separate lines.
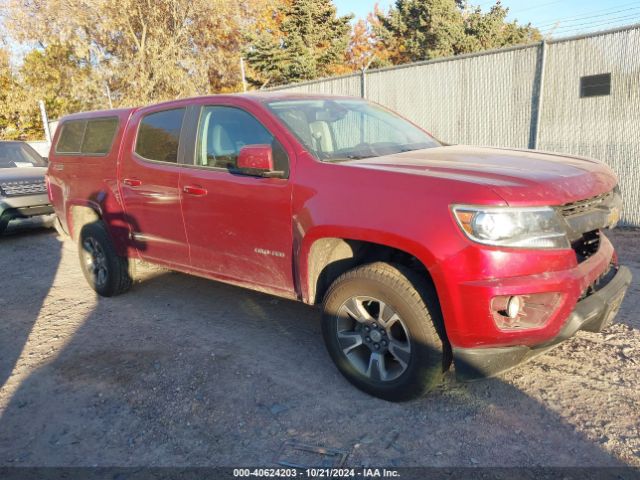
123,178 -> 143,187
183,185 -> 208,196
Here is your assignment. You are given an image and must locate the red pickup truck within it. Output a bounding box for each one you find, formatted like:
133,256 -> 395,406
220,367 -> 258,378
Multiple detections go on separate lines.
47,93 -> 631,401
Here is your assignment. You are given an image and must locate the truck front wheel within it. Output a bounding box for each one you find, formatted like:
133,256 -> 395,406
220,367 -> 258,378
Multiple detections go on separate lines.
78,221 -> 133,297
322,262 -> 446,401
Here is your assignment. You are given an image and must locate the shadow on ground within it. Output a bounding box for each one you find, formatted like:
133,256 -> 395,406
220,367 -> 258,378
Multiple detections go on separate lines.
0,229 -> 637,467
0,220 -> 61,389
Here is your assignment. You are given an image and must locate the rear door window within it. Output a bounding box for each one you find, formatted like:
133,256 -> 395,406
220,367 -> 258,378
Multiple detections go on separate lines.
135,109 -> 185,163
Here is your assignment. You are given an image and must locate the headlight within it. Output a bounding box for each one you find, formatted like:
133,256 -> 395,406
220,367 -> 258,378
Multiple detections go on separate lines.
452,205 -> 570,249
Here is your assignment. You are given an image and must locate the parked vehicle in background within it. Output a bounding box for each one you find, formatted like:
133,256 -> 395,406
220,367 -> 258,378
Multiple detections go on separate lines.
47,93 -> 631,401
0,141 -> 54,235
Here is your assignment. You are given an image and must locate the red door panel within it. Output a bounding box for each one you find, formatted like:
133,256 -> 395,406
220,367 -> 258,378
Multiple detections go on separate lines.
179,103 -> 295,294
180,169 -> 294,293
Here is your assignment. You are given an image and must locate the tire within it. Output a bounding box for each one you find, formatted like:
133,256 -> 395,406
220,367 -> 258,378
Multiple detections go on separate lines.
322,262 -> 447,401
0,218 -> 7,236
78,221 -> 133,297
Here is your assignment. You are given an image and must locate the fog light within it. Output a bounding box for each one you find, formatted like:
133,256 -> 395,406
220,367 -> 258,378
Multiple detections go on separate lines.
506,295 -> 522,318
491,292 -> 563,330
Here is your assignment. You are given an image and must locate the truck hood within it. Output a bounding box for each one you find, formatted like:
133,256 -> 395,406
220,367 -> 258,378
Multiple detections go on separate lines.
346,145 -> 617,206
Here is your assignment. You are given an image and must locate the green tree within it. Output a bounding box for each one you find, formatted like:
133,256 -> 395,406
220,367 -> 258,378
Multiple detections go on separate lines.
460,2 -> 541,52
377,0 -> 540,64
245,0 -> 352,86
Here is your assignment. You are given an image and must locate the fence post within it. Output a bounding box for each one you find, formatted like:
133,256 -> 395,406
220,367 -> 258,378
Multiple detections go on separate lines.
529,40 -> 547,149
360,68 -> 367,99
240,57 -> 248,93
38,100 -> 52,146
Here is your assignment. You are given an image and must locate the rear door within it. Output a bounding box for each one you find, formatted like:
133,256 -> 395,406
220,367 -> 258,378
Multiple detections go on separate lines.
179,101 -> 295,295
119,104 -> 190,267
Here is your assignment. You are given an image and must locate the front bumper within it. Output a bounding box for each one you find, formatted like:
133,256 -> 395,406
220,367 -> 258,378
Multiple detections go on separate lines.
453,264 -> 632,380
0,193 -> 54,220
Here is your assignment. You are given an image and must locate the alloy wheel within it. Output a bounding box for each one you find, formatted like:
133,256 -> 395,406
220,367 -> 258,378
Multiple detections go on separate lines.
335,296 -> 412,382
82,237 -> 108,288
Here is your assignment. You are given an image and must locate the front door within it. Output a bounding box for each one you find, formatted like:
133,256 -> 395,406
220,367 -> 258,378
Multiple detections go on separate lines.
119,105 -> 190,267
179,104 -> 295,295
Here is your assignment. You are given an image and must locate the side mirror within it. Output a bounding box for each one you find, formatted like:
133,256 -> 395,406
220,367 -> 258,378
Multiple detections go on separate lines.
237,145 -> 274,172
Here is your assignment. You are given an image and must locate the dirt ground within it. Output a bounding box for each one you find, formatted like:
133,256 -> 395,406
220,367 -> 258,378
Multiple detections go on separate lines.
0,219 -> 638,468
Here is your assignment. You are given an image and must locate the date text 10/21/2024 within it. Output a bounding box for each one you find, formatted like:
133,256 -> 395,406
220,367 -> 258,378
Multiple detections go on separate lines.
233,468 -> 401,478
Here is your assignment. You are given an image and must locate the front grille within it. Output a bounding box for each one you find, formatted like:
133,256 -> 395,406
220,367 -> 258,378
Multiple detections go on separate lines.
559,190 -> 614,218
560,188 -> 620,263
0,180 -> 47,197
571,230 -> 601,263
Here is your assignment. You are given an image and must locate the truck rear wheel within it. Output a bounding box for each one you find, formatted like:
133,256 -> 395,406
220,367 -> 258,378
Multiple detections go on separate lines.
78,221 -> 133,297
322,262 -> 446,401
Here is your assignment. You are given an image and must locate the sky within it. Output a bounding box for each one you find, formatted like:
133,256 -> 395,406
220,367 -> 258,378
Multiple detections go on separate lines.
333,0 -> 640,38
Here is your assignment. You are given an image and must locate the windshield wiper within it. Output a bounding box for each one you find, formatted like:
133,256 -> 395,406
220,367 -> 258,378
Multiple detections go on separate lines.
398,142 -> 436,153
323,155 -> 372,163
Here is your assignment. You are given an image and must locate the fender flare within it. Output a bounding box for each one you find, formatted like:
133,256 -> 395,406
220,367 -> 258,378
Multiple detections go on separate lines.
297,225 -> 439,304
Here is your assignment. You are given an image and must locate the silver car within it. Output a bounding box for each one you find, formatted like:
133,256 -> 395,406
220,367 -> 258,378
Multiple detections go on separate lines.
0,141 -> 54,235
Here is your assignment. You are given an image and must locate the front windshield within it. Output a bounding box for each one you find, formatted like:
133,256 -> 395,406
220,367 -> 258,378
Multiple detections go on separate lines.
266,99 -> 441,162
0,143 -> 46,168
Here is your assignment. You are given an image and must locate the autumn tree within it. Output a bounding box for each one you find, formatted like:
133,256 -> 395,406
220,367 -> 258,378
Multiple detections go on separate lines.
0,44 -> 96,139
3,0 -> 259,107
377,0 -> 540,63
0,47 -> 22,139
245,0 -> 352,86
2,0 -> 282,138
21,44 -> 101,117
343,7 -> 395,73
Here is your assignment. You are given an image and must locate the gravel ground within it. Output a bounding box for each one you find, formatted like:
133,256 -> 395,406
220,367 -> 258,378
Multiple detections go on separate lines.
0,219 -> 638,467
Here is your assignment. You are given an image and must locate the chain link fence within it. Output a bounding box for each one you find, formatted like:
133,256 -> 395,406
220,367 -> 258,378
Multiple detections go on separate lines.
270,24 -> 640,225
